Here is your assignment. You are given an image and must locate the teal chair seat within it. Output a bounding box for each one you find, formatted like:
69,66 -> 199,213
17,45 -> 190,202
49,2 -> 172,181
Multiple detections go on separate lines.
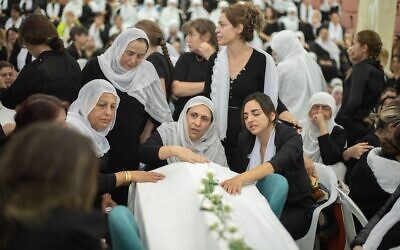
108,205 -> 145,250
256,174 -> 289,218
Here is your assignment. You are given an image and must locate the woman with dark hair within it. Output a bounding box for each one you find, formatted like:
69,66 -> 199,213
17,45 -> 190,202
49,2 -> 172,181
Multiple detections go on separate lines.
220,92 -> 313,240
259,6 -> 284,43
335,30 -> 385,146
82,28 -> 172,205
0,14 -> 82,109
172,18 -> 217,120
203,2 -> 296,167
65,25 -> 88,60
0,124 -> 106,250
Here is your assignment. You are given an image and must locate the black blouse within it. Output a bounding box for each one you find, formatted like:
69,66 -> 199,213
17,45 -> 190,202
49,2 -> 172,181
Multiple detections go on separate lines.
318,125 -> 346,165
147,52 -> 171,101
173,52 -> 208,120
1,50 -> 82,109
138,130 -> 168,170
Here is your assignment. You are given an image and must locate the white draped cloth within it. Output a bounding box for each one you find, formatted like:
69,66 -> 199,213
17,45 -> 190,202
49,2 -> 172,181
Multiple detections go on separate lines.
271,30 -> 326,120
210,46 -> 278,140
66,79 -> 120,157
157,96 -> 227,167
128,162 -> 298,250
98,28 -> 173,123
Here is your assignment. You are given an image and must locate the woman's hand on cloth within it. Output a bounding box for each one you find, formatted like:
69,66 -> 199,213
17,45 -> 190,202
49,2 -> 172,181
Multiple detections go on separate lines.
131,171 -> 165,183
173,146 -> 210,164
220,175 -> 244,195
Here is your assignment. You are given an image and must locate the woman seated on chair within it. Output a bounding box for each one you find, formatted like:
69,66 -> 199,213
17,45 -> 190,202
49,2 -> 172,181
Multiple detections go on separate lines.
349,106 -> 400,220
302,92 -> 347,181
351,126 -> 400,250
0,124 -> 106,249
220,92 -> 313,240
66,79 -> 164,204
139,96 -> 227,170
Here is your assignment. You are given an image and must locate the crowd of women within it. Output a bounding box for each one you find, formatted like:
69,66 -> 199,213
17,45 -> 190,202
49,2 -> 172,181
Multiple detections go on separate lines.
0,0 -> 399,249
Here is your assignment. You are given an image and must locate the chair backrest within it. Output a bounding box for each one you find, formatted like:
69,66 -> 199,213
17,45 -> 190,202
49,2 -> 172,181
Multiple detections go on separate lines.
256,173 -> 289,218
335,186 -> 368,248
108,205 -> 145,250
296,164 -> 338,250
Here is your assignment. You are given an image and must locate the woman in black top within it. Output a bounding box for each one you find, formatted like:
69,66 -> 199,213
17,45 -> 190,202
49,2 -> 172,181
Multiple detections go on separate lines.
259,6 -> 284,43
335,30 -> 385,146
203,2 -> 296,167
220,92 -> 313,240
82,28 -> 172,205
65,26 -> 88,60
0,14 -> 82,109
172,18 -> 217,120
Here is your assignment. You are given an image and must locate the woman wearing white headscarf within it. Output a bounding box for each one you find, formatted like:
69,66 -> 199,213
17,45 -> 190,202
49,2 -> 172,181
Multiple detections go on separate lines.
67,79 -> 164,198
187,0 -> 209,20
271,30 -> 326,120
137,0 -> 159,22
301,92 -> 347,181
82,28 -> 172,204
159,0 -> 182,35
139,96 -> 227,170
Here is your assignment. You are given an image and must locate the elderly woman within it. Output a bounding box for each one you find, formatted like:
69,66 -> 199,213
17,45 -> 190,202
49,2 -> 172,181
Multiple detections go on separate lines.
67,79 -> 164,199
139,96 -> 227,170
82,28 -> 172,204
301,92 -> 347,181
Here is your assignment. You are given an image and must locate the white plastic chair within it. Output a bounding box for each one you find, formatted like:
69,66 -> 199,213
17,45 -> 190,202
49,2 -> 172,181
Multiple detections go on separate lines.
296,164 -> 338,250
335,186 -> 368,249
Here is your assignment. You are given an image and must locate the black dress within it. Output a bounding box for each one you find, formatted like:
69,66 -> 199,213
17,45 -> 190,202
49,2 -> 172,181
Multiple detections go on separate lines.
335,59 -> 384,146
0,50 -> 82,109
82,58 -> 151,205
66,43 -> 87,60
203,49 -> 287,167
317,126 -> 346,165
309,42 -> 339,82
173,52 -> 208,120
147,52 -> 171,101
234,123 -> 313,240
138,130 -> 168,170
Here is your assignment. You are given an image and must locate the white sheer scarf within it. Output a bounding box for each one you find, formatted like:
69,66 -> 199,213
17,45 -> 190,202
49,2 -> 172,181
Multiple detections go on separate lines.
247,129 -> 276,170
66,79 -> 120,157
363,196 -> 400,250
98,28 -> 173,123
157,96 -> 227,166
315,37 -> 341,69
301,92 -> 338,163
367,148 -> 400,194
210,46 -> 278,140
271,30 -> 326,120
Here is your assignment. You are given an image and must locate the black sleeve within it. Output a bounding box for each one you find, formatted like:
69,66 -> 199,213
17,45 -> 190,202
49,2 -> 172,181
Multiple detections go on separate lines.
203,52 -> 217,98
173,53 -> 190,81
277,98 -> 288,114
318,126 -> 347,165
82,58 -> 102,85
269,128 -> 303,174
336,66 -> 369,127
138,131 -> 168,170
97,173 -> 117,195
351,186 -> 400,248
147,54 -> 166,79
1,64 -> 41,109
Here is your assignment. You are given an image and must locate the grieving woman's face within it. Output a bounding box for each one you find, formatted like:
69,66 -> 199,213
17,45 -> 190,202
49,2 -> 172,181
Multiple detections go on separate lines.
119,40 -> 148,70
308,104 -> 332,120
88,93 -> 117,131
243,100 -> 275,137
186,104 -> 212,141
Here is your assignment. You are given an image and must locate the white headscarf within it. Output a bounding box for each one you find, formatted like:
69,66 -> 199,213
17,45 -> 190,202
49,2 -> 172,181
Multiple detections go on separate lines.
157,96 -> 227,166
278,6 -> 299,31
159,0 -> 181,35
367,148 -> 400,194
301,92 -> 338,163
188,0 -> 209,20
315,36 -> 341,69
98,28 -> 173,123
210,46 -> 278,140
271,30 -> 326,120
66,79 -> 120,157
